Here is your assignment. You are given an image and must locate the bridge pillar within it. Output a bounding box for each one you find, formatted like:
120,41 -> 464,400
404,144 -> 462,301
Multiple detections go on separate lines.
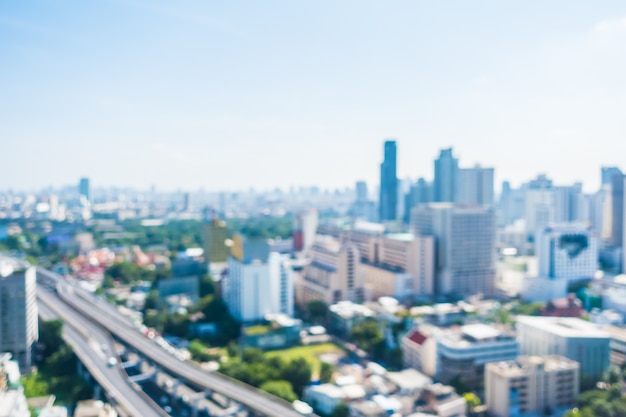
191,397 -> 200,417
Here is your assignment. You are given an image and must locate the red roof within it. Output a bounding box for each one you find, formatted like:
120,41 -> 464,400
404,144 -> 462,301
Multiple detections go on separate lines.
406,329 -> 428,346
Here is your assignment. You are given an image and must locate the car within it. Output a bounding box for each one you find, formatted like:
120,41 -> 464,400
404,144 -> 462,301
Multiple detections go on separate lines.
107,357 -> 117,367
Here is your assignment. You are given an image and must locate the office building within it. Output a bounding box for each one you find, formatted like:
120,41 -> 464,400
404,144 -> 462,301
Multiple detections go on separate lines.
379,140 -> 398,221
411,203 -> 496,298
610,170 -> 625,248
0,267 -> 38,372
516,316 -> 610,381
436,323 -> 518,387
78,177 -> 90,203
356,181 -> 368,203
297,236 -> 365,307
202,218 -> 229,265
485,355 -> 579,417
536,223 -> 598,282
456,165 -> 494,206
433,148 -> 458,203
225,248 -> 293,323
404,177 -> 432,223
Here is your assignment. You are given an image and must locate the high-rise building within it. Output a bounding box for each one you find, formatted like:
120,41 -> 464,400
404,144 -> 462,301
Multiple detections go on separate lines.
536,223 -> 598,282
403,178 -> 432,224
0,266 -> 38,372
433,148 -> 458,203
379,140 -> 398,221
609,170 -> 624,248
411,203 -> 496,298
202,218 -> 229,265
355,181 -> 368,203
485,356 -> 579,417
456,165 -> 494,206
225,248 -> 293,323
78,177 -> 90,203
351,182 -> 377,222
602,166 -> 622,186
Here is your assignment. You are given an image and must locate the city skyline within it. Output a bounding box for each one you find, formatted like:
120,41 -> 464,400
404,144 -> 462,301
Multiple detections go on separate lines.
2,1 -> 626,192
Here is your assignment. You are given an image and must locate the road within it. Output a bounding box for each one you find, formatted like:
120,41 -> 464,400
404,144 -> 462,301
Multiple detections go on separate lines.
38,288 -> 168,417
37,267 -> 314,417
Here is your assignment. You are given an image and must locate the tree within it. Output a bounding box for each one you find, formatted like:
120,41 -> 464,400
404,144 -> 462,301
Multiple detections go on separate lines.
281,357 -> 312,398
463,392 -> 481,414
331,403 -> 350,417
319,362 -> 334,383
350,319 -> 385,358
307,300 -> 329,324
259,380 -> 297,403
38,319 -> 64,360
22,373 -> 49,398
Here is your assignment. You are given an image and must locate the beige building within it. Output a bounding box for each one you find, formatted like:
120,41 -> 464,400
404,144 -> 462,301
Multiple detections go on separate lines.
313,222 -> 435,299
297,237 -> 365,307
485,355 -> 579,417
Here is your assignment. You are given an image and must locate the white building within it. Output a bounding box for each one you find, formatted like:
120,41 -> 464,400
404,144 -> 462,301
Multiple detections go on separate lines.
516,316 -> 610,381
303,384 -> 344,416
485,355 -> 579,417
0,266 -> 38,371
436,323 -> 519,387
411,203 -> 496,298
225,252 -> 293,322
0,387 -> 30,417
536,223 -> 598,281
401,327 -> 438,377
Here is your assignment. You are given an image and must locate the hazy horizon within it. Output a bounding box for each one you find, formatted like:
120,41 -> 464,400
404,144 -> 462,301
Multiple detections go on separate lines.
2,1 -> 625,193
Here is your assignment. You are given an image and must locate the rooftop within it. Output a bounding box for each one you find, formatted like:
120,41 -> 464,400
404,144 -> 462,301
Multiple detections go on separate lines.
487,355 -> 579,376
516,316 -> 609,339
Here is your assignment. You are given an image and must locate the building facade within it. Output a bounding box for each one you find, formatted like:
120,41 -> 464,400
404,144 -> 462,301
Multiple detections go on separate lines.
456,165 -> 494,206
0,267 -> 38,372
411,203 -> 496,298
516,316 -> 610,381
433,148 -> 458,203
202,218 -> 229,264
485,355 -> 579,417
225,251 -> 294,322
536,223 -> 598,282
379,140 -> 398,222
297,237 -> 365,307
436,323 -> 519,388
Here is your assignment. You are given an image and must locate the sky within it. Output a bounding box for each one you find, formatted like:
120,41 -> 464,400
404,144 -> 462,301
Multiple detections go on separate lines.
1,1 -> 626,193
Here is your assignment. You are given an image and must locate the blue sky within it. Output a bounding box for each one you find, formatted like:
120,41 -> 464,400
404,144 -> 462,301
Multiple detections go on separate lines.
1,1 -> 625,192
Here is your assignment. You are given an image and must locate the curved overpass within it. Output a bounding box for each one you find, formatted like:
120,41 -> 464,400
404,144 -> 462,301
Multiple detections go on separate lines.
38,267 -> 315,417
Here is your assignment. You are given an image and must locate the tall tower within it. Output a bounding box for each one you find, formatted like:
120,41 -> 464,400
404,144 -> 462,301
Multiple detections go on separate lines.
0,266 -> 38,372
379,140 -> 398,221
433,148 -> 458,203
78,177 -> 90,203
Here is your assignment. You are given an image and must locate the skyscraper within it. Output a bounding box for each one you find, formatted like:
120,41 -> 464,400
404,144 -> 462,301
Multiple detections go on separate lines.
379,140 -> 398,221
78,177 -> 90,203
0,266 -> 38,372
411,203 -> 496,298
456,165 -> 494,206
355,181 -> 368,203
433,148 -> 458,203
609,169 -> 624,248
